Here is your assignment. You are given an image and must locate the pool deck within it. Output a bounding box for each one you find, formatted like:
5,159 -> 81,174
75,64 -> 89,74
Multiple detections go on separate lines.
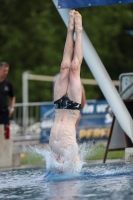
0,158 -> 125,172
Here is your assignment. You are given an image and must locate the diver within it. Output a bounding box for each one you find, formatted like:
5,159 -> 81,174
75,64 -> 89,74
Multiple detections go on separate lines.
49,10 -> 83,170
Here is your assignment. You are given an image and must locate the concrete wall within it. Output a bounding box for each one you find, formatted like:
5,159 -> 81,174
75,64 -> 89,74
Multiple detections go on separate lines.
0,125 -> 13,168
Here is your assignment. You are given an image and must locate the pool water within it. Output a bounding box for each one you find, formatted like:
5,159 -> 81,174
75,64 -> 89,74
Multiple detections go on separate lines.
1,162 -> 133,200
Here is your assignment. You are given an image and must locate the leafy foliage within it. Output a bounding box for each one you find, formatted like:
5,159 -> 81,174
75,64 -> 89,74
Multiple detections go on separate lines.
0,1 -> 133,102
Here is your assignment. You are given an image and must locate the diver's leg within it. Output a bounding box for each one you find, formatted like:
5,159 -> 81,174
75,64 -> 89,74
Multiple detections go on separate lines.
54,10 -> 75,101
67,11 -> 83,103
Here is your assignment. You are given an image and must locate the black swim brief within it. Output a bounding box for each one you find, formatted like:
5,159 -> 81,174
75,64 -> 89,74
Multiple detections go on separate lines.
54,94 -> 81,110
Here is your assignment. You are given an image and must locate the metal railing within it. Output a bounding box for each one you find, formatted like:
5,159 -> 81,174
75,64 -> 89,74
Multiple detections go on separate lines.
119,72 -> 133,99
120,81 -> 133,99
11,102 -> 53,136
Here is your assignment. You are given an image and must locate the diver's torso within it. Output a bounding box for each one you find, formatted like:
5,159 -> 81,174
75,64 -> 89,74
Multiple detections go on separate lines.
49,109 -> 79,153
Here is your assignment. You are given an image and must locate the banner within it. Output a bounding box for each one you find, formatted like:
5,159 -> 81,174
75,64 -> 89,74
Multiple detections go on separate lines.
58,0 -> 133,8
40,100 -> 112,143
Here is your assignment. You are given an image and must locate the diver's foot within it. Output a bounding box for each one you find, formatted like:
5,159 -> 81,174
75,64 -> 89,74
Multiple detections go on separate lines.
68,10 -> 75,31
74,11 -> 82,33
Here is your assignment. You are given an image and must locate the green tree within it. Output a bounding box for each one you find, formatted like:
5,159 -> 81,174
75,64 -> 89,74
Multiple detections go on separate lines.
0,1 -> 133,102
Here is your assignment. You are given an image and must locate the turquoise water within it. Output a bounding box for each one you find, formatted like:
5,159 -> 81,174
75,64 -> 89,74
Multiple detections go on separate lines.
1,162 -> 133,200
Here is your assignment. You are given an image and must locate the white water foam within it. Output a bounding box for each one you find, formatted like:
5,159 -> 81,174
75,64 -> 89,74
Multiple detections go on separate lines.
30,143 -> 88,173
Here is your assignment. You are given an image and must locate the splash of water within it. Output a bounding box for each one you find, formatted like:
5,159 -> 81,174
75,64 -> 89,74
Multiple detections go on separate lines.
30,143 -> 89,173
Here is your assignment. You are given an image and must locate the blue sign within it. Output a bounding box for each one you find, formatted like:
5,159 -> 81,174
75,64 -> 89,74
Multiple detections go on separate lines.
40,102 -> 55,143
58,0 -> 133,8
80,100 -> 112,127
40,100 -> 112,143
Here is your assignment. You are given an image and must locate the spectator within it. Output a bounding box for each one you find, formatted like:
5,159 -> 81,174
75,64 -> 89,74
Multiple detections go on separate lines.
0,62 -> 15,132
